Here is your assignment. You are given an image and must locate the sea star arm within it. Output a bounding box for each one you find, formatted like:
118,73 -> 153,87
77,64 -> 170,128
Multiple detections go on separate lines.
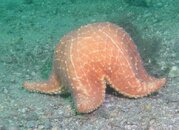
69,69 -> 106,113
97,24 -> 167,98
23,70 -> 63,94
108,71 -> 166,98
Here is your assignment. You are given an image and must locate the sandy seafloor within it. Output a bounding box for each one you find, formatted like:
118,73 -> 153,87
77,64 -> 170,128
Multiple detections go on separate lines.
0,0 -> 179,129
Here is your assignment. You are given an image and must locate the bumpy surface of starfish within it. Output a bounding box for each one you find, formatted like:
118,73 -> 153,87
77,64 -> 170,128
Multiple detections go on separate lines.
23,22 -> 166,113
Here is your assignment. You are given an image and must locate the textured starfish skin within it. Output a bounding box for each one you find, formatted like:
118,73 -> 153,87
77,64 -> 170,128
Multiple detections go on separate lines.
23,22 -> 166,113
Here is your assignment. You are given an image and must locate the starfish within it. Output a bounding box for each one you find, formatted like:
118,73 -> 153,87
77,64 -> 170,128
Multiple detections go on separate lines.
23,22 -> 166,113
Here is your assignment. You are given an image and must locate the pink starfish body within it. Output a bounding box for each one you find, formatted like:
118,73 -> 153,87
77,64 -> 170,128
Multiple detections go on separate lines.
23,22 -> 166,113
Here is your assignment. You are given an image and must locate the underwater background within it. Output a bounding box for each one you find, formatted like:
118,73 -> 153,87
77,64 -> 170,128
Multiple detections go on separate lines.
0,0 -> 178,129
